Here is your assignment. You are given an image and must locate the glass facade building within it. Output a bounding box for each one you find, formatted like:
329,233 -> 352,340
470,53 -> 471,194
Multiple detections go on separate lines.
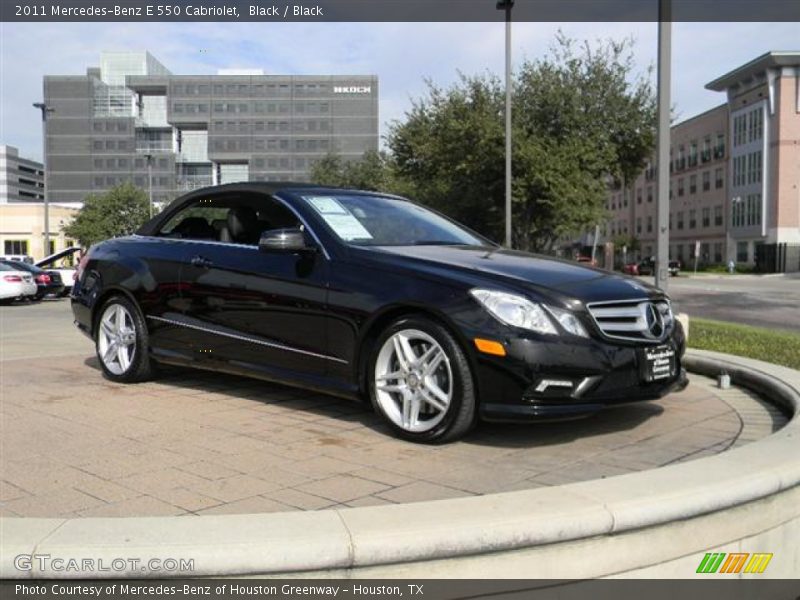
43,52 -> 379,204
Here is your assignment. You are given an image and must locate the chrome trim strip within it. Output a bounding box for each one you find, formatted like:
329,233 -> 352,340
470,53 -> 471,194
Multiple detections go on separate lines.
131,235 -> 256,251
534,379 -> 574,393
147,315 -> 348,365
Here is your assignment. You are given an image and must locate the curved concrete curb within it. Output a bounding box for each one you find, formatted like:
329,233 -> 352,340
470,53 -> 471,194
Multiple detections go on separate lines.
1,349 -> 798,578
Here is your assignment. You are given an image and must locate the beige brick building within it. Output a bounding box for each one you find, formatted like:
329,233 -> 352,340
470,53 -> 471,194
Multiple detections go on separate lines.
592,51 -> 800,272
707,51 -> 800,271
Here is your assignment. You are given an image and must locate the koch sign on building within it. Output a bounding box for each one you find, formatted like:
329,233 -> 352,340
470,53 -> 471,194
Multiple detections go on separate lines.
334,86 -> 372,94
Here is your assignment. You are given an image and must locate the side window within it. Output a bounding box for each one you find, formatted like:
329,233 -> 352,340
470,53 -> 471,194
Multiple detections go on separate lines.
159,200 -> 227,241
158,195 -> 301,245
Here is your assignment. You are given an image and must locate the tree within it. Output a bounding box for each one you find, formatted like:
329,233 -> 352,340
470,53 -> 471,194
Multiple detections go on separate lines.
388,35 -> 656,252
64,182 -> 151,247
310,150 -> 407,194
389,74 -> 506,237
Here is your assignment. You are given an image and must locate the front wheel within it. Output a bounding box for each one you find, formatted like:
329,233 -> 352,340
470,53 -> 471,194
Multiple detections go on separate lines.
368,316 -> 476,443
95,295 -> 154,383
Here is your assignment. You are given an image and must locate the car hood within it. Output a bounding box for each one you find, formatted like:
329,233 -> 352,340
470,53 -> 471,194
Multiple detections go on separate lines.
369,245 -> 663,305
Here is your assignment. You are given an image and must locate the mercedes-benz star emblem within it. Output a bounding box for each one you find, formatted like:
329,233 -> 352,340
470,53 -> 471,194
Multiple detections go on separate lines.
644,303 -> 664,339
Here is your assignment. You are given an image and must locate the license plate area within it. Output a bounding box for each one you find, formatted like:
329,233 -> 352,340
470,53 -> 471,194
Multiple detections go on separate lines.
639,344 -> 676,383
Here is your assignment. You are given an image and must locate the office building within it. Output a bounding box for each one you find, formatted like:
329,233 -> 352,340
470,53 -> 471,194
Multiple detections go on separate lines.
42,52 -> 379,204
0,145 -> 45,203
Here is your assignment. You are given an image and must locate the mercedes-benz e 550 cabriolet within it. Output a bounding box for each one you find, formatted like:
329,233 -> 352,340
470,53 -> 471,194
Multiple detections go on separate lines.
72,183 -> 686,443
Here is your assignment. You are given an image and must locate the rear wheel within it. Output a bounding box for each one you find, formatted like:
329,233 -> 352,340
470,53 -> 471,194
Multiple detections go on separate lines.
368,316 -> 476,443
95,295 -> 154,383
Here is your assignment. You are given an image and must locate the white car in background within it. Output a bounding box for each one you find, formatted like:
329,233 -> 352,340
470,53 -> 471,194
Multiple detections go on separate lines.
36,247 -> 81,297
0,263 -> 37,303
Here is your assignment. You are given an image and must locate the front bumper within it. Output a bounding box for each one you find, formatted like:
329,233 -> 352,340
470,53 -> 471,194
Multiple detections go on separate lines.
480,367 -> 688,421
455,315 -> 687,422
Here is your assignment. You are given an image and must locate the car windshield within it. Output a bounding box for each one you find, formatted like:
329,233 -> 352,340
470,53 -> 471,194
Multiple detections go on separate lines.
301,194 -> 490,247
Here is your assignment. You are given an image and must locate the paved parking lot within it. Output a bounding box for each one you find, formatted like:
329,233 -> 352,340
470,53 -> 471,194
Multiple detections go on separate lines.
644,273 -> 800,333
0,301 -> 787,517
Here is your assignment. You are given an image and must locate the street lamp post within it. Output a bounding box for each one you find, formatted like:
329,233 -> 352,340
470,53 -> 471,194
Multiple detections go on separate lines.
497,0 -> 514,248
654,0 -> 672,291
144,153 -> 154,218
33,102 -> 54,258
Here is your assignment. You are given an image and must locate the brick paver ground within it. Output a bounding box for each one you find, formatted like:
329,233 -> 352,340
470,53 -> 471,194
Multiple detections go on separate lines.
0,348 -> 786,517
1,300 -> 789,517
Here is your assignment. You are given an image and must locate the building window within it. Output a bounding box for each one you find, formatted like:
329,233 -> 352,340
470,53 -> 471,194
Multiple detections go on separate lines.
647,186 -> 653,203
702,171 -> 710,192
713,243 -> 723,263
715,133 -> 725,158
677,211 -> 684,230
702,207 -> 710,228
732,198 -> 746,228
689,175 -> 697,195
689,209 -> 697,229
715,167 -> 724,189
678,178 -> 684,197
4,240 -> 28,255
636,188 -> 642,204
747,150 -> 763,184
647,216 -> 653,233
737,241 -> 749,263
746,193 -> 762,226
636,217 -> 642,234
714,205 -> 723,227
689,141 -> 698,166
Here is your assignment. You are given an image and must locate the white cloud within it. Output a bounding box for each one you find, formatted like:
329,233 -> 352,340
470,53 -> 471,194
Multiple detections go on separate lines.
1,21 -> 797,161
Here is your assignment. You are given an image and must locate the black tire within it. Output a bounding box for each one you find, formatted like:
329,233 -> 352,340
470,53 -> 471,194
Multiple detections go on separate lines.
95,295 -> 155,383
368,315 -> 476,444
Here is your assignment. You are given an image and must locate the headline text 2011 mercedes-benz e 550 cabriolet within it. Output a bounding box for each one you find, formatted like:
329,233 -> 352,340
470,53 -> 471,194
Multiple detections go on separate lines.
72,183 -> 687,443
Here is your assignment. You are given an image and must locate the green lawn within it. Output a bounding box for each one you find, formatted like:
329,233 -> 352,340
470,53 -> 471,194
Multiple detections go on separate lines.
688,318 -> 800,371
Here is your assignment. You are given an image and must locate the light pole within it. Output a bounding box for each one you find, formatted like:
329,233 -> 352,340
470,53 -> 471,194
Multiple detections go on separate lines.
654,0 -> 672,291
33,102 -> 54,257
144,153 -> 154,218
497,0 -> 514,248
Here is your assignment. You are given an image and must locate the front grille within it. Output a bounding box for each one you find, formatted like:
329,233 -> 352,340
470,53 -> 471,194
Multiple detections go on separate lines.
587,299 -> 673,343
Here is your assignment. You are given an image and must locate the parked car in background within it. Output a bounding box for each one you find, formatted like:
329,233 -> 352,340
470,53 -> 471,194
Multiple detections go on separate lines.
0,260 -> 64,299
623,258 -> 681,277
575,255 -> 598,267
73,182 -> 686,444
0,254 -> 34,264
0,263 -> 37,303
36,248 -> 81,297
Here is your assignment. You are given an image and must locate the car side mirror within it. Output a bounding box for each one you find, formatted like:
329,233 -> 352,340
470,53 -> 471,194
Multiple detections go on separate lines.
258,228 -> 315,254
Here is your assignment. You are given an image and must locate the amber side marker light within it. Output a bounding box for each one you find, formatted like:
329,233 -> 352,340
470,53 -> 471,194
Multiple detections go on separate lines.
474,338 -> 506,356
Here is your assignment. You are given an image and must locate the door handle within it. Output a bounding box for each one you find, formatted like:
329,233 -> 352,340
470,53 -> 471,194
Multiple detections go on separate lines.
190,255 -> 213,269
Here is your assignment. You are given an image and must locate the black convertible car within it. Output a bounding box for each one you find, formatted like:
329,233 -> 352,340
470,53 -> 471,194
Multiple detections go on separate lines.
72,183 -> 686,443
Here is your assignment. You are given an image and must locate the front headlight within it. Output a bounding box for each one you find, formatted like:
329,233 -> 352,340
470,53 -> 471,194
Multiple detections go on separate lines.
545,306 -> 590,338
470,289 -> 557,335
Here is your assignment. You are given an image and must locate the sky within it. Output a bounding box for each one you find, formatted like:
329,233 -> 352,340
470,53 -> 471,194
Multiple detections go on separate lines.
1,20 -> 798,162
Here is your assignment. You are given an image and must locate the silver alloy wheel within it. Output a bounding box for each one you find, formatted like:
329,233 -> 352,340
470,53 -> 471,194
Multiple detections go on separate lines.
97,303 -> 137,376
374,328 -> 453,433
